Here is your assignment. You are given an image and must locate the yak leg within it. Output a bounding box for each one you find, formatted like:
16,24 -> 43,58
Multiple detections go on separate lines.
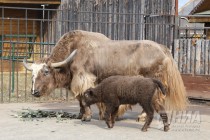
76,96 -> 92,121
96,103 -> 106,120
155,104 -> 170,132
82,106 -> 92,121
137,110 -> 147,122
152,94 -> 169,132
76,96 -> 85,119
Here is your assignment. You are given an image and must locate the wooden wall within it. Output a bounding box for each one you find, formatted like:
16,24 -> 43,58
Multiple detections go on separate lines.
0,7 -> 41,72
174,39 -> 210,75
1,0 -> 177,72
47,0 -> 176,47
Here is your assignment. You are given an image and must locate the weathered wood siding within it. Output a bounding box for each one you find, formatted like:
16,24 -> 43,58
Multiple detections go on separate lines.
47,0 -> 175,48
174,39 -> 210,75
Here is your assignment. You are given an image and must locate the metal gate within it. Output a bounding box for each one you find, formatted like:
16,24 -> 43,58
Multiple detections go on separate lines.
0,0 -> 176,103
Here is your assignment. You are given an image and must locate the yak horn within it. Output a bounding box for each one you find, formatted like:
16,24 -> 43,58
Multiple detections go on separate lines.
51,49 -> 77,68
23,59 -> 33,71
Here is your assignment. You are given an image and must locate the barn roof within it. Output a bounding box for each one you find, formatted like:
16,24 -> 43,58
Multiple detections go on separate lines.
0,0 -> 60,5
179,0 -> 201,15
190,0 -> 210,14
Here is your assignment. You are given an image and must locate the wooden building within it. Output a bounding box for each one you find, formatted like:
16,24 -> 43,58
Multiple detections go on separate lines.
0,0 -> 60,72
0,0 -> 177,72
189,0 -> 210,39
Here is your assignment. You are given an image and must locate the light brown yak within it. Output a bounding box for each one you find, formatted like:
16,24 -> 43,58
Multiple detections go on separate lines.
23,30 -> 188,121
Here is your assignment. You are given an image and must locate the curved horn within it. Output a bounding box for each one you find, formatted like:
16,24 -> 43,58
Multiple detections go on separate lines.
51,49 -> 77,68
23,59 -> 33,71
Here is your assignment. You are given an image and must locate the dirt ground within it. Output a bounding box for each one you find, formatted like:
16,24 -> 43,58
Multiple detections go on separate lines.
0,100 -> 210,140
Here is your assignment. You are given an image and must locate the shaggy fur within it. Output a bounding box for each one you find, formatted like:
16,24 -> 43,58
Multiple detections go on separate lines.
81,76 -> 170,132
24,30 -> 188,122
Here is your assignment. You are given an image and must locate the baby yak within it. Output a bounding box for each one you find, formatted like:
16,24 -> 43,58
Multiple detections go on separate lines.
81,76 -> 170,132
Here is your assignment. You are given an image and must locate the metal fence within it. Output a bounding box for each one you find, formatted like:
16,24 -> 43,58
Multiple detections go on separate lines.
0,0 -> 177,103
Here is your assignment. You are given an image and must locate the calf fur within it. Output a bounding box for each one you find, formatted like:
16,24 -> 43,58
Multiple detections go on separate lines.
82,76 -> 169,132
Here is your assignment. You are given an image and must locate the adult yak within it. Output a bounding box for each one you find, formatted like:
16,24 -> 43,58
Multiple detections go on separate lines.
23,30 -> 187,121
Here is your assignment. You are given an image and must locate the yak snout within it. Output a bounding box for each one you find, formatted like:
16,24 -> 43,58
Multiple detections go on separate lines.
31,89 -> 41,97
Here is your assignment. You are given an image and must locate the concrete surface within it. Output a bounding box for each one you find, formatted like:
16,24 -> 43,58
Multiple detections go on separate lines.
0,100 -> 210,140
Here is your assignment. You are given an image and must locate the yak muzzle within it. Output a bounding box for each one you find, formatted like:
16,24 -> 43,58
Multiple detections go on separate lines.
31,89 -> 41,97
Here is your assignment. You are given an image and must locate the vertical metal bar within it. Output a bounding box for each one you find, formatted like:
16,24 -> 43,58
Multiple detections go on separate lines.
11,43 -> 15,94
25,9 -> 28,102
8,18 -> 12,102
1,7 -> 4,103
40,20 -> 43,57
47,9 -> 50,56
16,18 -> 20,102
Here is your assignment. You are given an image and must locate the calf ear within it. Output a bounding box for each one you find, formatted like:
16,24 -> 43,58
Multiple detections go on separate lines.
89,90 -> 94,96
84,89 -> 93,98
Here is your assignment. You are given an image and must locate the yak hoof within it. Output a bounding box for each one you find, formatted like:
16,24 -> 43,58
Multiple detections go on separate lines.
164,125 -> 170,132
137,113 -> 147,122
76,113 -> 83,119
141,128 -> 147,132
106,123 -> 114,128
81,115 -> 92,122
137,116 -> 146,122
99,115 -> 105,120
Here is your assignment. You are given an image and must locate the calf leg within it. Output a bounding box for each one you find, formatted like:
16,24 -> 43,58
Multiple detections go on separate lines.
141,105 -> 154,132
104,104 -> 118,128
104,106 -> 112,128
111,106 -> 119,126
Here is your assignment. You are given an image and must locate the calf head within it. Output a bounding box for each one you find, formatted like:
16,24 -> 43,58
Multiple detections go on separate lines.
82,88 -> 99,106
23,50 -> 77,97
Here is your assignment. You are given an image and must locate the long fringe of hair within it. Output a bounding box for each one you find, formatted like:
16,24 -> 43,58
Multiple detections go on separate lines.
71,71 -> 96,97
161,57 -> 188,111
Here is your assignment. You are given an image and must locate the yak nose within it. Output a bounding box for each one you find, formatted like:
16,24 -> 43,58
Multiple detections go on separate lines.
31,89 -> 40,97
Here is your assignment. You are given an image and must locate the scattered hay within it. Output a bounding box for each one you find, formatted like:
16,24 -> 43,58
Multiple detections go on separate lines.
12,108 -> 77,121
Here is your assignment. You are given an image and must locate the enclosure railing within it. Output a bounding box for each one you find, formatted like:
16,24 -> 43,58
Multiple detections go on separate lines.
0,1 -> 176,102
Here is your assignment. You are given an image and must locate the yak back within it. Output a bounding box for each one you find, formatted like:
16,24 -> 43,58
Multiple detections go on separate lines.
45,30 -> 110,63
71,40 -> 168,83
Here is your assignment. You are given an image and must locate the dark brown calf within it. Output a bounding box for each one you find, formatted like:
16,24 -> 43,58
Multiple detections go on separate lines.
81,75 -> 169,132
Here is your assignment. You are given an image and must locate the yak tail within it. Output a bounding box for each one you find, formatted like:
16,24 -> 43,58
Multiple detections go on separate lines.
161,57 -> 188,111
153,79 -> 166,96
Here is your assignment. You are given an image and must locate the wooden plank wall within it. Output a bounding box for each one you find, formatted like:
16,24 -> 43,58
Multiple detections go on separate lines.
47,0 -> 175,47
174,39 -> 210,75
144,0 -> 175,49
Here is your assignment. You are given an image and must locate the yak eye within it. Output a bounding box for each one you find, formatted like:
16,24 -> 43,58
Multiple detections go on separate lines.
44,70 -> 49,76
43,69 -> 49,76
